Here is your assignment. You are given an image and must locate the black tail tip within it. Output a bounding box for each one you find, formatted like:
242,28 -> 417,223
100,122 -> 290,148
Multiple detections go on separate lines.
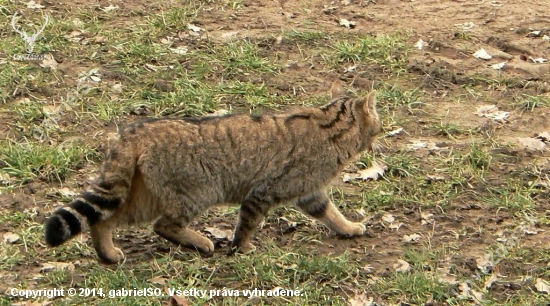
45,216 -> 67,247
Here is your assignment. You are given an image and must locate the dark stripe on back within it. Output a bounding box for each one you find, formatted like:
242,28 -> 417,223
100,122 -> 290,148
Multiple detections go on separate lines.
56,208 -> 81,235
71,199 -> 102,225
82,191 -> 121,209
284,113 -> 311,124
250,115 -> 263,122
320,100 -> 348,128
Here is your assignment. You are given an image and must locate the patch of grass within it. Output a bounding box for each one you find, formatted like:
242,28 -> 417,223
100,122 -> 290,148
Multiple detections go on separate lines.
331,33 -> 409,69
516,94 -> 550,111
377,84 -> 422,109
481,179 -> 538,212
435,121 -> 469,139
283,30 -> 328,43
0,139 -> 96,184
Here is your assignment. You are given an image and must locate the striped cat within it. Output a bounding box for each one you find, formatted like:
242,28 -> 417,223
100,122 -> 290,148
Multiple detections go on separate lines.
44,81 -> 382,263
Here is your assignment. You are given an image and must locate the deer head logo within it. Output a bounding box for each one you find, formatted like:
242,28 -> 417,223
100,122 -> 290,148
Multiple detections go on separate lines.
11,12 -> 49,54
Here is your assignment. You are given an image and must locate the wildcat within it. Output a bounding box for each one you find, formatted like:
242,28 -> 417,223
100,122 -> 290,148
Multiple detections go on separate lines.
44,81 -> 383,263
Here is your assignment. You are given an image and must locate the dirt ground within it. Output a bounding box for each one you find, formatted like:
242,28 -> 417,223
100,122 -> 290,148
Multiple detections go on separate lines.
1,0 -> 550,305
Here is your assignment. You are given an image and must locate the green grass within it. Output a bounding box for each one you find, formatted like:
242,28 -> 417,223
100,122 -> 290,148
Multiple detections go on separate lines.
0,139 -> 96,185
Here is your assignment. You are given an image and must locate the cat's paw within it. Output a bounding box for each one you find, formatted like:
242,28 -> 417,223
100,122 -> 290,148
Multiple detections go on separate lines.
197,239 -> 215,253
350,222 -> 367,236
98,247 -> 125,264
337,222 -> 367,238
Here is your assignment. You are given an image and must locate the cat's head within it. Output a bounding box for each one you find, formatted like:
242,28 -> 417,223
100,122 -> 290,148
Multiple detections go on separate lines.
330,81 -> 383,150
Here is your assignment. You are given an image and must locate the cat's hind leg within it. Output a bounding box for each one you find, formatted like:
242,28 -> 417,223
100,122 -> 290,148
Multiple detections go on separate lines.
154,216 -> 214,253
296,191 -> 366,237
91,219 -> 125,264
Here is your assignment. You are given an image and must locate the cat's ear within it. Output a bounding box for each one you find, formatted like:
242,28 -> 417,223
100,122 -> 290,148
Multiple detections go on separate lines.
362,91 -> 377,114
330,80 -> 346,99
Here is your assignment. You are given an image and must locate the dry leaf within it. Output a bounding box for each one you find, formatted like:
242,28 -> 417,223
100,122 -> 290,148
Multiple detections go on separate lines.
100,5 -> 119,12
382,213 -> 395,223
386,127 -> 403,136
204,227 -> 232,240
414,39 -> 427,50
473,105 -> 509,121
211,109 -> 229,116
26,0 -> 45,9
473,48 -> 492,60
420,211 -> 434,225
220,31 -> 239,39
403,233 -> 421,243
455,22 -> 475,31
339,19 -> 356,29
535,278 -> 550,293
40,262 -> 75,272
170,47 -> 188,55
3,232 -> 20,244
491,62 -> 507,70
348,292 -> 375,306
516,137 -> 546,151
187,24 -> 202,32
393,259 -> 411,273
169,295 -> 190,306
529,57 -> 548,64
40,53 -> 58,69
149,276 -> 167,286
357,161 -> 387,181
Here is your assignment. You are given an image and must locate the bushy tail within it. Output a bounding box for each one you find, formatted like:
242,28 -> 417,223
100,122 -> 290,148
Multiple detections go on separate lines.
44,190 -> 123,246
45,133 -> 135,247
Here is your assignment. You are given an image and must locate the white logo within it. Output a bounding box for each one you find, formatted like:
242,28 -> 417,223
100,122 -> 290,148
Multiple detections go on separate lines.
11,12 -> 49,54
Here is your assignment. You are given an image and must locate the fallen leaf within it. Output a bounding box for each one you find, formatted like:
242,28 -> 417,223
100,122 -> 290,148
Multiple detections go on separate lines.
169,295 -> 190,306
357,161 -> 387,181
386,127 -> 403,136
3,232 -> 20,244
535,278 -> 550,293
204,227 -> 233,240
403,233 -> 421,243
455,22 -> 475,31
170,47 -> 188,55
393,259 -> 411,273
211,109 -> 229,116
389,222 -> 403,230
111,83 -> 123,93
405,140 -> 427,151
382,213 -> 395,223
187,24 -> 202,32
473,105 -> 509,121
491,61 -> 507,70
473,48 -> 492,60
25,0 -> 45,9
40,53 -> 58,69
516,137 -> 546,151
100,4 -> 119,12
339,18 -> 356,29
420,211 -> 434,225
57,187 -> 77,197
348,292 -> 375,306
220,31 -> 239,39
148,276 -> 167,286
529,57 -> 548,64
40,262 -> 75,273
414,39 -> 427,50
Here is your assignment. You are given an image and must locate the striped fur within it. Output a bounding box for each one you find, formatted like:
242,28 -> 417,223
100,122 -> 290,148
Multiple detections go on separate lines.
44,81 -> 382,263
